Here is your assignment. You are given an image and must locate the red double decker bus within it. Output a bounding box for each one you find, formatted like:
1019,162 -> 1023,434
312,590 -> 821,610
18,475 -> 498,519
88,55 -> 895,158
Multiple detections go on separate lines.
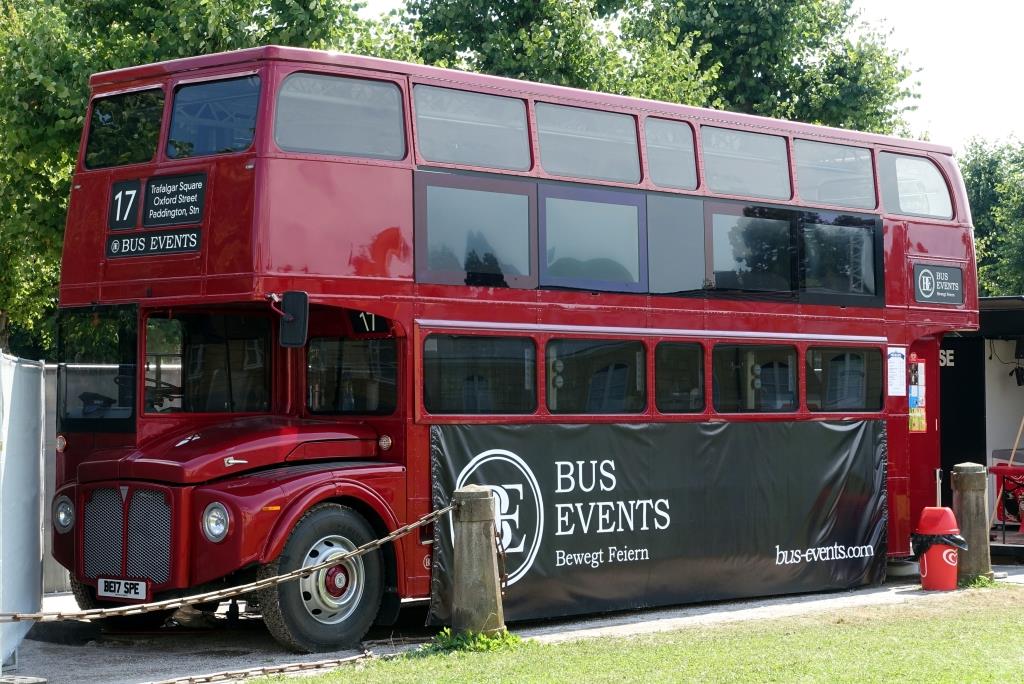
52,46 -> 977,652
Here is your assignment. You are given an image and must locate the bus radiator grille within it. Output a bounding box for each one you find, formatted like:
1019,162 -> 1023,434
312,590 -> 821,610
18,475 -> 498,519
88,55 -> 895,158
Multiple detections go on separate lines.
82,488 -> 123,579
126,489 -> 172,584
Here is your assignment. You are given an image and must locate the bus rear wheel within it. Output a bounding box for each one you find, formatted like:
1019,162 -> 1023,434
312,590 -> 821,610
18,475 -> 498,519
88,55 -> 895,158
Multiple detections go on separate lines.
257,503 -> 383,653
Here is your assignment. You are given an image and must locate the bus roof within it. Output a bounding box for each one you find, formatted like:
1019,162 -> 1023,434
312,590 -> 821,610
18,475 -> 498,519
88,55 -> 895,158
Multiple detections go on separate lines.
89,45 -> 952,156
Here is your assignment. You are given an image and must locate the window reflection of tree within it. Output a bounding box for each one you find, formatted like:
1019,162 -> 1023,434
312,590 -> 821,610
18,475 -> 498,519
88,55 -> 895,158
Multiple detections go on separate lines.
719,210 -> 792,290
546,255 -> 634,283
428,230 -> 519,286
86,90 -> 164,168
803,222 -> 874,295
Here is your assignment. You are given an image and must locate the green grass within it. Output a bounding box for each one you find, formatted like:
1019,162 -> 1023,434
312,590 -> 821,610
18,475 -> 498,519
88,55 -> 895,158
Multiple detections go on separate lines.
264,585 -> 1024,683
414,627 -> 523,655
959,574 -> 998,589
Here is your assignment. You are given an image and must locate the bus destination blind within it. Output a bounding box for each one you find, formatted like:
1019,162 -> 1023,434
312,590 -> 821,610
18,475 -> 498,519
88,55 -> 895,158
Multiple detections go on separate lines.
142,173 -> 207,227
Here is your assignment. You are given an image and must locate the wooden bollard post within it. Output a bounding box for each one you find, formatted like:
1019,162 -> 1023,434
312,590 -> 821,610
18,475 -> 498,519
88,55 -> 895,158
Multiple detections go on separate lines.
951,462 -> 993,581
451,485 -> 505,635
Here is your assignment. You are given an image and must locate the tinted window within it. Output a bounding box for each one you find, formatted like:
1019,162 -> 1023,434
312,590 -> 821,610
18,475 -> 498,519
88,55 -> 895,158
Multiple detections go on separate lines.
655,343 -> 704,413
541,184 -> 646,292
879,152 -> 953,219
167,76 -> 260,159
648,194 -> 704,293
144,314 -> 270,413
275,73 -> 405,160
645,118 -> 697,190
802,222 -> 876,296
415,173 -> 535,288
794,140 -> 875,209
424,335 -> 535,414
701,127 -> 791,200
711,210 -> 794,291
58,305 -> 138,432
536,103 -> 640,183
307,338 -> 397,414
85,89 -> 164,169
806,348 -> 883,411
713,345 -> 797,412
414,85 -> 529,170
547,339 -> 645,414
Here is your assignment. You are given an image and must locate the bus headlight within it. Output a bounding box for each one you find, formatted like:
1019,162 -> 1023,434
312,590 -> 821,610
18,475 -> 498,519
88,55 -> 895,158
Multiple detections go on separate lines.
202,502 -> 230,543
54,495 -> 75,534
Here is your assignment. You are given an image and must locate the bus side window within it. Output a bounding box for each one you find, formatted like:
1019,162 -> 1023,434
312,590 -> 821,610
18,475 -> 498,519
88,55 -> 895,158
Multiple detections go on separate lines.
806,347 -> 883,412
712,344 -> 797,413
307,337 -> 397,415
547,339 -> 645,414
422,335 -> 535,415
655,342 -> 704,413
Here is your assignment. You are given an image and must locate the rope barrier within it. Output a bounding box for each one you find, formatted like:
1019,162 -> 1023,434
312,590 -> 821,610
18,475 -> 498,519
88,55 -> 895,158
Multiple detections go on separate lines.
0,504 -> 455,624
149,651 -> 374,684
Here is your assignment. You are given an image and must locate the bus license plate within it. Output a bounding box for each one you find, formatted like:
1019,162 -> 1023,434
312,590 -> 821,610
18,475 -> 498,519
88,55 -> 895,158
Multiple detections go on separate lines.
96,578 -> 149,602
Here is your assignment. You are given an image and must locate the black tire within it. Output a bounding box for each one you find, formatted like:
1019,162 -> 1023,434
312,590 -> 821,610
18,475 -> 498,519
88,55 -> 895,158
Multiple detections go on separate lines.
256,503 -> 383,653
70,577 -> 173,630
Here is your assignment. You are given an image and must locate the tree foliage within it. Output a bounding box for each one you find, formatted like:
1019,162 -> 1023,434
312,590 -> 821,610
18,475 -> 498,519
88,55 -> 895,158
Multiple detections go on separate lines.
406,0 -> 718,105
622,0 -> 915,134
960,139 -> 1024,295
0,0 -> 372,352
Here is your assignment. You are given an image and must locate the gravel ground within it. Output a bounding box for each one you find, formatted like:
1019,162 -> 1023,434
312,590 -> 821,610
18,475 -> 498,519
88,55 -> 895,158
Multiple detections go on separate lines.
10,565 -> 1024,684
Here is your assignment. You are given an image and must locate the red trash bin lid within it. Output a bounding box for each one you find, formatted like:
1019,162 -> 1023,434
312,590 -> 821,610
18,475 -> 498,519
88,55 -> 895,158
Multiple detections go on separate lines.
915,506 -> 960,535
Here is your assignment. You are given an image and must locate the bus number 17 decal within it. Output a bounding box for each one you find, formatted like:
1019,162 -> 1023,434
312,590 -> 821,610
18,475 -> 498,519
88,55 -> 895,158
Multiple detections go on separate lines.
109,179 -> 141,230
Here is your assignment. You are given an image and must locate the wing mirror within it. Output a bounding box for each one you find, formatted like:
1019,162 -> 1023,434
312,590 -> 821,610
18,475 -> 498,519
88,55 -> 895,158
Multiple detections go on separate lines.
270,291 -> 308,348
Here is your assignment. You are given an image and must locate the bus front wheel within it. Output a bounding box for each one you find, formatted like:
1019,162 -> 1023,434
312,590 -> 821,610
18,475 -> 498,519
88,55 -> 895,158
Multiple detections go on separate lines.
257,503 -> 383,653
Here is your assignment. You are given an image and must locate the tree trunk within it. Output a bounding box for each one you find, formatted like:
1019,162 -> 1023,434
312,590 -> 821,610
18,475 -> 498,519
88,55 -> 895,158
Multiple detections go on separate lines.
0,309 -> 9,352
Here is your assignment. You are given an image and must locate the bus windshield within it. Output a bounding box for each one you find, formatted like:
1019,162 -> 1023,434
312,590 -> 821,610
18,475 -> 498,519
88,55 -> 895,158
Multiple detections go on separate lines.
85,89 -> 164,169
145,313 -> 271,413
57,305 -> 138,432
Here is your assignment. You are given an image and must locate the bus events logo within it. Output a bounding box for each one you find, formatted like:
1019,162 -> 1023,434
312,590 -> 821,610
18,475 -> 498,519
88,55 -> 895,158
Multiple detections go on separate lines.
917,268 -> 936,299
454,449 -> 544,585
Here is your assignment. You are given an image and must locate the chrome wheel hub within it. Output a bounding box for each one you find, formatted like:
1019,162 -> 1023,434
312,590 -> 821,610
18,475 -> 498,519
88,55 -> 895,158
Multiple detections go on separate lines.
298,534 -> 363,625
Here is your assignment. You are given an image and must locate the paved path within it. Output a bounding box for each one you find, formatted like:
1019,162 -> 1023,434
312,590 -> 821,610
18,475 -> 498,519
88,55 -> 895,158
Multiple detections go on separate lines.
11,565 -> 1024,684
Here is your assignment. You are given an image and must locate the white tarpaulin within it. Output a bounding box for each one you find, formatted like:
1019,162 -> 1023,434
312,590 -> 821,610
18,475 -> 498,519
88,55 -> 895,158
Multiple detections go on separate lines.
0,352 -> 45,665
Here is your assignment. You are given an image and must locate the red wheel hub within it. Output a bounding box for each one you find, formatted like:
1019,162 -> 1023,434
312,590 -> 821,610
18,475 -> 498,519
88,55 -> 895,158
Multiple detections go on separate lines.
324,565 -> 349,598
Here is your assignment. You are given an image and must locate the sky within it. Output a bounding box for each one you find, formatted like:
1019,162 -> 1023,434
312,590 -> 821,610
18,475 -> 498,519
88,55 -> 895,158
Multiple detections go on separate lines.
360,0 -> 1023,153
854,0 -> 1023,152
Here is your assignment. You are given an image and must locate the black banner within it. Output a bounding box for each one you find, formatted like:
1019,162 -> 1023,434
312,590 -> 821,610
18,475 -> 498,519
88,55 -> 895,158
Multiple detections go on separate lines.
106,228 -> 201,258
142,173 -> 206,227
429,421 -> 886,623
914,264 -> 964,304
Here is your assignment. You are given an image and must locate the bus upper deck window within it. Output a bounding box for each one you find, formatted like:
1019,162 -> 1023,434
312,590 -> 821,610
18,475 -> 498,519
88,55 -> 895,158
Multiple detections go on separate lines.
414,85 -> 529,170
167,76 -> 260,159
536,103 -> 640,184
878,152 -> 953,220
84,89 -> 164,169
275,73 -> 405,160
645,118 -> 698,191
794,139 -> 875,210
701,126 -> 791,200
